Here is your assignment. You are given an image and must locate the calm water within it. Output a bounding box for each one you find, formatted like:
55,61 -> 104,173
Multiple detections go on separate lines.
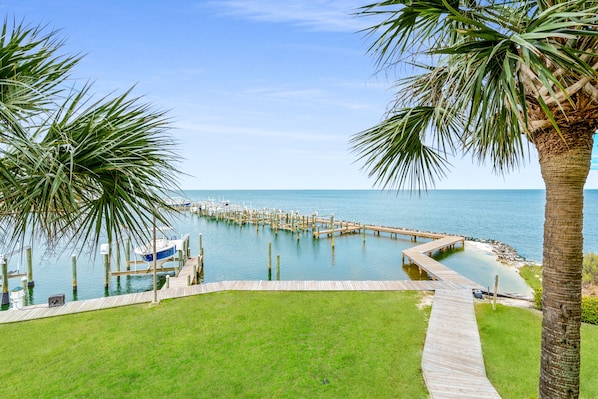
5,189 -> 598,306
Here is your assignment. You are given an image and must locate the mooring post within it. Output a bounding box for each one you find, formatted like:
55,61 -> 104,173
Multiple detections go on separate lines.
26,246 -> 34,287
71,254 -> 78,292
276,255 -> 280,281
20,276 -> 28,306
103,253 -> 110,290
268,242 -> 272,271
1,258 -> 8,306
199,234 -> 204,258
493,274 -> 499,310
330,215 -> 335,249
363,224 -> 366,244
125,238 -> 131,271
268,242 -> 272,280
115,243 -> 121,273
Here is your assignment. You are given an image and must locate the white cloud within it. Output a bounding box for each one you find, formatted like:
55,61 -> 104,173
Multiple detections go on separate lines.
175,121 -> 342,143
204,0 -> 368,32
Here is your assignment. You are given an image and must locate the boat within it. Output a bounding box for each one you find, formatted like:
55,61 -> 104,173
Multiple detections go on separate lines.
164,197 -> 192,208
134,237 -> 177,267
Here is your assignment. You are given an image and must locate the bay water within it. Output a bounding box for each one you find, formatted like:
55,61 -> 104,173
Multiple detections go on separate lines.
6,189 -> 598,307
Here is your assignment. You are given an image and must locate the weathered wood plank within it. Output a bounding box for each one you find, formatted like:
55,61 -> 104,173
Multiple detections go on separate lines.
422,289 -> 501,398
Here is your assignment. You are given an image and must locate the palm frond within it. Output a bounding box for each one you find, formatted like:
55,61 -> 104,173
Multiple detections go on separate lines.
352,106 -> 457,191
353,0 -> 598,191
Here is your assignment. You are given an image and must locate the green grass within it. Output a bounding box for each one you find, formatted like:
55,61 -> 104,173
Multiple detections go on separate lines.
476,303 -> 598,399
519,264 -> 542,292
0,291 -> 430,398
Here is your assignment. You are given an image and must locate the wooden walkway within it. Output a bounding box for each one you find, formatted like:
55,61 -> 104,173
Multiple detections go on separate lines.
365,225 -> 445,240
0,280 -> 462,324
164,256 -> 201,289
402,236 -> 484,290
422,289 -> 501,398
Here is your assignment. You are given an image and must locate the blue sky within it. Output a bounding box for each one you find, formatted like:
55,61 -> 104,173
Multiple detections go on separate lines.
4,0 -> 598,190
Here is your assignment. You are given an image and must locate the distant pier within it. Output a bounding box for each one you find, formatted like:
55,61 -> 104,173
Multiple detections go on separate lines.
192,200 -> 482,290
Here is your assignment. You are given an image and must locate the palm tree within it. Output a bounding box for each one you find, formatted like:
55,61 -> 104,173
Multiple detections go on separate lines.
351,1 -> 598,398
0,21 -> 180,254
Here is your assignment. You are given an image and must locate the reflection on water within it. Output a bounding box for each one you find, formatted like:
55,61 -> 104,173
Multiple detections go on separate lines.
402,264 -> 431,281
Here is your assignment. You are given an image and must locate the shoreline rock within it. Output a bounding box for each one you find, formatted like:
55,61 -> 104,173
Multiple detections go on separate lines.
466,237 -> 539,268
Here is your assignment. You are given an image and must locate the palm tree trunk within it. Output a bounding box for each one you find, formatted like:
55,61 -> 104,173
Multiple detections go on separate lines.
536,130 -> 593,399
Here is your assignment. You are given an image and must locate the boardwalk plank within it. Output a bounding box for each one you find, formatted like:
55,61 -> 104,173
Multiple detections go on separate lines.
422,289 -> 500,398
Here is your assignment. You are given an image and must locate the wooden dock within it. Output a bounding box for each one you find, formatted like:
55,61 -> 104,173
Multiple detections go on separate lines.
422,289 -> 501,398
365,225 -> 445,240
402,236 -> 483,290
164,256 -> 202,289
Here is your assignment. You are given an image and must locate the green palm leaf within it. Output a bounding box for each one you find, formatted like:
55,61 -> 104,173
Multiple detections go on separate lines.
0,20 -> 181,254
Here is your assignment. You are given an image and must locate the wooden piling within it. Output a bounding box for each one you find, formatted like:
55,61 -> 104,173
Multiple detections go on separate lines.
268,242 -> 272,271
276,255 -> 280,281
20,276 -> 28,306
330,215 -> 335,249
115,243 -> 121,273
125,239 -> 131,271
199,234 -> 204,258
71,254 -> 78,292
1,259 -> 8,305
493,274 -> 499,310
178,249 -> 184,271
26,246 -> 34,287
103,253 -> 110,290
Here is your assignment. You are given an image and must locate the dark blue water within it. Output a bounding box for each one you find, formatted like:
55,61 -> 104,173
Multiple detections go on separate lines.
5,190 -> 597,306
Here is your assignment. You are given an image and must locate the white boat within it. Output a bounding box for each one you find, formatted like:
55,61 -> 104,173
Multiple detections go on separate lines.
134,237 -> 176,267
164,197 -> 192,207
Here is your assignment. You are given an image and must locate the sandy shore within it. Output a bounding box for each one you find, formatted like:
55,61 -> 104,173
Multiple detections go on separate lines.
466,239 -> 537,302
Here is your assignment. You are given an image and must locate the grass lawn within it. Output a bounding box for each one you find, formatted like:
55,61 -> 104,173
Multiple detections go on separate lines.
0,291 -> 430,398
476,303 -> 598,399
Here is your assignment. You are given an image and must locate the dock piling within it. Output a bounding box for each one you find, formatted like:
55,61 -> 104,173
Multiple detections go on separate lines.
115,243 -> 121,273
26,246 -> 34,287
103,253 -> 110,290
268,242 -> 272,271
1,259 -> 8,306
20,276 -> 28,306
125,239 -> 131,271
72,254 -> 78,292
330,215 -> 335,249
276,255 -> 280,281
493,274 -> 499,310
199,234 -> 204,258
